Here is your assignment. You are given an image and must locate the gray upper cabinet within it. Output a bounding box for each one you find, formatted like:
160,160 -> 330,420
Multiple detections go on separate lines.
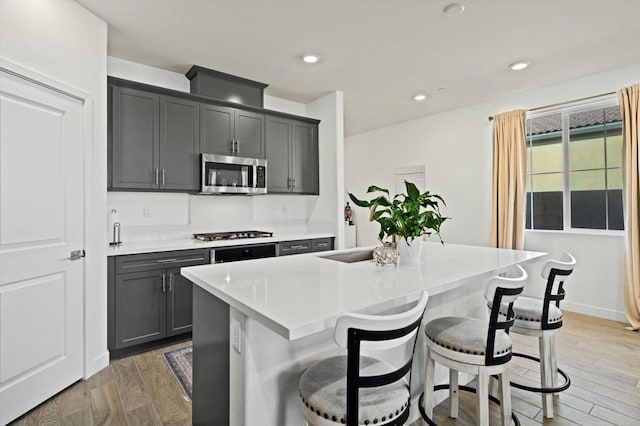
201,103 -> 264,158
111,87 -> 160,189
200,104 -> 235,156
265,116 -> 292,192
110,85 -> 199,192
266,116 -> 319,194
291,120 -> 319,194
160,96 -> 200,191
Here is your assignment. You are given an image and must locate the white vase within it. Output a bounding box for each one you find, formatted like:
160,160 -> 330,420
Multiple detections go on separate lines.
397,237 -> 423,264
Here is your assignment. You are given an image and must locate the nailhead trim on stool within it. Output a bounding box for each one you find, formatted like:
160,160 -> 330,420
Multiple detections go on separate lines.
299,355 -> 410,425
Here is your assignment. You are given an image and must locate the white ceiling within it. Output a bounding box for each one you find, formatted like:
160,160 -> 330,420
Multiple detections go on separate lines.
77,0 -> 640,136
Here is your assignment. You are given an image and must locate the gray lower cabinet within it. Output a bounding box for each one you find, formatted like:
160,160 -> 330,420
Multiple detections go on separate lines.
108,249 -> 210,351
201,103 -> 265,158
110,84 -> 200,192
278,238 -> 334,256
265,116 -> 319,194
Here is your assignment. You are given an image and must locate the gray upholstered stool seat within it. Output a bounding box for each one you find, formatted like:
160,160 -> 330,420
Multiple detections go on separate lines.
299,355 -> 409,425
425,316 -> 512,360
498,296 -> 563,329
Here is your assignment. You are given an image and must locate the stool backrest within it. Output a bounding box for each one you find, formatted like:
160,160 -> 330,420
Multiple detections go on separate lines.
334,291 -> 429,426
540,252 -> 576,329
485,265 -> 527,365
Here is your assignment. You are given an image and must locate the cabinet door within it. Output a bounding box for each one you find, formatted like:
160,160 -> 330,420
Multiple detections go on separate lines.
111,87 -> 159,189
265,116 -> 291,193
114,270 -> 167,349
235,110 -> 265,158
200,103 -> 235,156
166,268 -> 194,336
159,96 -> 200,191
291,121 -> 319,194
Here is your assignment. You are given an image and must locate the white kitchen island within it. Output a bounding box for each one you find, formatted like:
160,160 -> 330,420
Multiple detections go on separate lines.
181,242 -> 545,426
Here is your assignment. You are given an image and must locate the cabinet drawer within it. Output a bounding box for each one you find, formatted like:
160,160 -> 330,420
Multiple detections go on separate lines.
115,249 -> 210,274
278,240 -> 312,256
312,238 -> 334,252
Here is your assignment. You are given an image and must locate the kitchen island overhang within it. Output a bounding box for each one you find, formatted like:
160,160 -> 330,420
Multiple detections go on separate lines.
181,242 -> 546,425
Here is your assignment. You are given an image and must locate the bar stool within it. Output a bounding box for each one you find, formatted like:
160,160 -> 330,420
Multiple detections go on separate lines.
421,265 -> 527,426
298,291 -> 429,426
495,253 -> 576,419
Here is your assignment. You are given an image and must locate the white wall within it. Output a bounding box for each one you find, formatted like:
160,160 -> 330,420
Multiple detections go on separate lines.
106,58 -> 342,241
307,91 -> 346,248
0,0 -> 109,376
345,62 -> 640,322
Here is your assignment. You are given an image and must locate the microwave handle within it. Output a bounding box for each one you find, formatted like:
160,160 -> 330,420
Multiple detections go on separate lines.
253,164 -> 257,188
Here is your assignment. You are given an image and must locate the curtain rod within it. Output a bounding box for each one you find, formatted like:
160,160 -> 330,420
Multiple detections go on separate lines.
487,91 -> 617,121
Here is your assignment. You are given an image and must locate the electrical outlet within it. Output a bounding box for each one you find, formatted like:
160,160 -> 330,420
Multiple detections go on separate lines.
231,318 -> 242,353
143,205 -> 152,218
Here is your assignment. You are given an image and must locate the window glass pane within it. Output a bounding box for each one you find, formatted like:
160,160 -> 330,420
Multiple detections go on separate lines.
607,168 -> 622,190
531,138 -> 563,173
569,133 -> 605,170
570,169 -> 605,191
532,191 -> 563,230
525,192 -> 532,229
605,128 -> 623,168
571,190 -> 606,229
532,173 -> 563,192
608,189 -> 624,230
604,105 -> 622,123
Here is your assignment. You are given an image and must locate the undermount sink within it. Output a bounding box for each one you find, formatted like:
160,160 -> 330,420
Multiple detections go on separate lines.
319,250 -> 373,263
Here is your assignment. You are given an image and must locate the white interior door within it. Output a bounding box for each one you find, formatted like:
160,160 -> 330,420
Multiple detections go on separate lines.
0,70 -> 84,424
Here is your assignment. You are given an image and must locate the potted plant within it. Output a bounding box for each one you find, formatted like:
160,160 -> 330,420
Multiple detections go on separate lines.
348,181 -> 448,264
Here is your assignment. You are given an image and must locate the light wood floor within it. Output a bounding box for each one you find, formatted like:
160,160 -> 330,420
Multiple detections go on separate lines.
8,311 -> 640,425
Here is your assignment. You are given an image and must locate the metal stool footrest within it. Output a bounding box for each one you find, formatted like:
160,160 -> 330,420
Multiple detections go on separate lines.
418,384 -> 520,426
510,352 -> 571,394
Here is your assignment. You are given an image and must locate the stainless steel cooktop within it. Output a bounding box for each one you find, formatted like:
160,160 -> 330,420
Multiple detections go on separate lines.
193,230 -> 274,242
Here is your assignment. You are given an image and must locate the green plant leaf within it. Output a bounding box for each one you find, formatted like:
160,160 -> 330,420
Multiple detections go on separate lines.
367,185 -> 389,195
348,193 -> 369,208
405,181 -> 420,200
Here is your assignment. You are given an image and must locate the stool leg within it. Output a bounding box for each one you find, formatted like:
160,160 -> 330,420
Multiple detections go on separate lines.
540,334 -> 554,418
499,368 -> 512,426
477,368 -> 489,426
450,369 -> 459,418
550,334 -> 559,396
424,347 -> 436,423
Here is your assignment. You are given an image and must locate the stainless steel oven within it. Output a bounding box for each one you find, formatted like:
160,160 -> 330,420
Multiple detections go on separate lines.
201,154 -> 267,194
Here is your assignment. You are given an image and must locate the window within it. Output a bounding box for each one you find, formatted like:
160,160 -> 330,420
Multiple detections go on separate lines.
525,101 -> 623,231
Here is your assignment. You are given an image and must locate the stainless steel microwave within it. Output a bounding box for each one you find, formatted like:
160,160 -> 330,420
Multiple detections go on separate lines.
201,154 -> 267,194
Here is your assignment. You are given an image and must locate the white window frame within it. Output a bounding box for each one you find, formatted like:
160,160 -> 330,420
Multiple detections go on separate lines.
526,94 -> 624,234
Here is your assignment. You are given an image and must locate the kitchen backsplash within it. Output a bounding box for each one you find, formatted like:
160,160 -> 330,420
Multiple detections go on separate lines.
107,192 -> 318,242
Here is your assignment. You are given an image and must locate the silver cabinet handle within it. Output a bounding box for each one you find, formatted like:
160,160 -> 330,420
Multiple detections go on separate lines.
290,245 -> 308,250
162,273 -> 166,293
154,168 -> 159,185
169,273 -> 173,292
156,258 -> 178,263
236,138 -> 240,153
316,242 -> 328,247
292,178 -> 296,189
230,139 -> 235,152
161,169 -> 165,185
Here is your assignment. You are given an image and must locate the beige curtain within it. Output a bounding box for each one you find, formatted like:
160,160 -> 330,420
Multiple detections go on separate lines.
620,83 -> 640,330
490,110 -> 527,249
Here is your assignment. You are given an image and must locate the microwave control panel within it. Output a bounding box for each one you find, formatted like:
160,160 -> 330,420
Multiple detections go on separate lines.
257,166 -> 266,188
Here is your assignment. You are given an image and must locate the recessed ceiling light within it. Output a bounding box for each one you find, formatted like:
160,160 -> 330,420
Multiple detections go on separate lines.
413,94 -> 428,102
443,2 -> 466,16
302,54 -> 319,64
509,61 -> 529,71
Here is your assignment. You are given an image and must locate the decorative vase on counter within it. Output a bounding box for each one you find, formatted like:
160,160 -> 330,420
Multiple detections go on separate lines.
372,242 -> 398,266
397,237 -> 422,264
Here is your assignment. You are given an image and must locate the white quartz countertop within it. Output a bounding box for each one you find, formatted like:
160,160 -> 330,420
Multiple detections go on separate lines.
181,242 -> 546,340
107,231 -> 335,256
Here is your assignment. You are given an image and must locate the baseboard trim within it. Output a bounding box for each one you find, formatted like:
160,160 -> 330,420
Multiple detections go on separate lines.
562,301 -> 626,323
84,351 -> 110,379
